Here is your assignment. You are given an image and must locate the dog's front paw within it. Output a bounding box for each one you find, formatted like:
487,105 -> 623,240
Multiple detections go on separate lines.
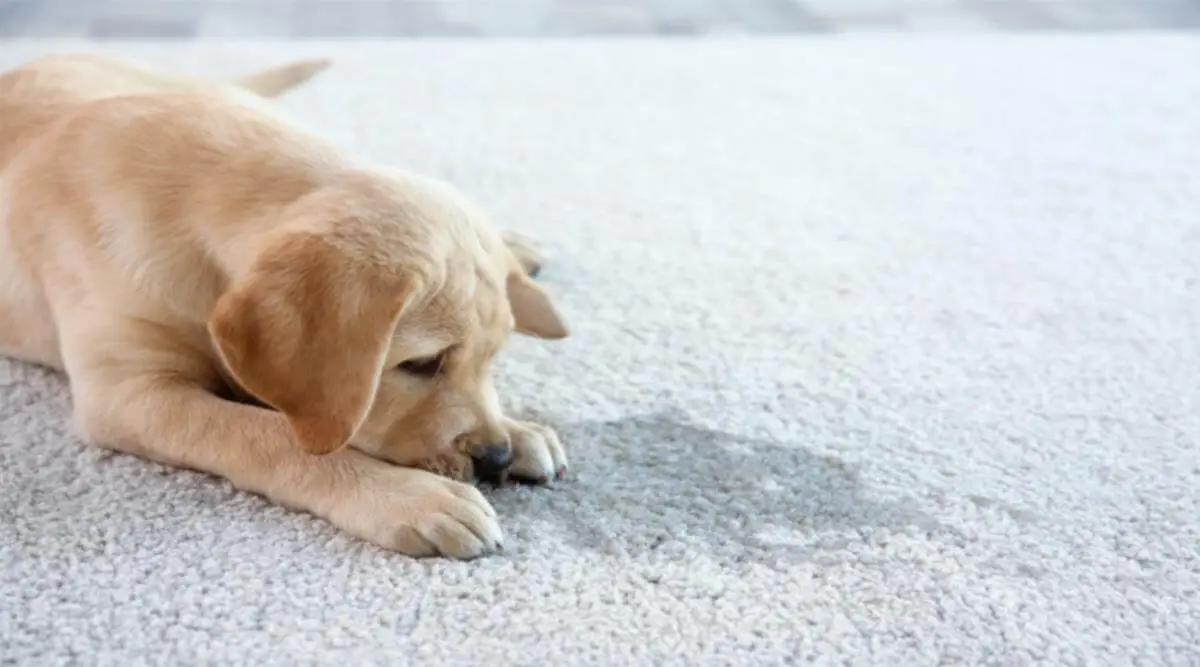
504,419 -> 568,484
329,464 -> 503,559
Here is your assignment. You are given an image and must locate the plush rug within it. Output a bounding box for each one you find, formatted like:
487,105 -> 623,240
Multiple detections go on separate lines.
1,36 -> 1197,664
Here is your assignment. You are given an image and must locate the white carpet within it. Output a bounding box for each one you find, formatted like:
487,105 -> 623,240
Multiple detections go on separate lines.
2,36 -> 1198,664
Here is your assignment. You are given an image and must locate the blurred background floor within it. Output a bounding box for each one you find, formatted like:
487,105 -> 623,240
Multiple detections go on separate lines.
1,0 -> 1199,39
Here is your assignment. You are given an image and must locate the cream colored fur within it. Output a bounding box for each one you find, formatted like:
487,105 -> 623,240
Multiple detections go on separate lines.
0,52 -> 570,559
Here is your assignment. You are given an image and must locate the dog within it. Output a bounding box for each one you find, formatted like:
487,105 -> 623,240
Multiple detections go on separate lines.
0,52 -> 570,559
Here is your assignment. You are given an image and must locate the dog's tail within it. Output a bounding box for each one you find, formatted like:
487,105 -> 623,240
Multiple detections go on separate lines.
229,58 -> 332,98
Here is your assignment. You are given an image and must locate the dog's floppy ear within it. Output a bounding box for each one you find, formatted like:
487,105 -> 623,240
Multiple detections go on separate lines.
507,271 -> 569,340
500,231 -> 567,339
208,233 -> 417,455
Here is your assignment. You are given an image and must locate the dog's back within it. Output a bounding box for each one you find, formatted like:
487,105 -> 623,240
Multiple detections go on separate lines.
0,52 -> 329,104
0,53 -> 329,162
0,52 -> 331,369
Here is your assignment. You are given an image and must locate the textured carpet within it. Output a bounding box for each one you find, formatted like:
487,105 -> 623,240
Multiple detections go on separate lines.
1,37 -> 1198,665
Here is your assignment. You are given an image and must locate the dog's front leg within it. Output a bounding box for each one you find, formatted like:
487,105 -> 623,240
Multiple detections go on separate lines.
58,321 -> 504,559
504,418 -> 569,484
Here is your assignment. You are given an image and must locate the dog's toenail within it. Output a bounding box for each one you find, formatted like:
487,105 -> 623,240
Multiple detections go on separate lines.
555,466 -> 567,480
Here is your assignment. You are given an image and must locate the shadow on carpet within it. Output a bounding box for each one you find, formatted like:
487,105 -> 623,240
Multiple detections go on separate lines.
494,409 -> 947,568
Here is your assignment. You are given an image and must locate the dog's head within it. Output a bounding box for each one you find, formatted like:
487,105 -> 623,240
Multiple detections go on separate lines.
207,169 -> 566,479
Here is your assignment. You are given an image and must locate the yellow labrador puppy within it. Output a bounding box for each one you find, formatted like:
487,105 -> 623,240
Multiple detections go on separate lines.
0,53 -> 570,559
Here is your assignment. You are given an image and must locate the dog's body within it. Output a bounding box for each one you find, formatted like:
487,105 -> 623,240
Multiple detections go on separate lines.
0,53 -> 569,558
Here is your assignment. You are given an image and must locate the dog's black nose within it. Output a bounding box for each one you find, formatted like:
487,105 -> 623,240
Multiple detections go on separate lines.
471,443 -> 513,478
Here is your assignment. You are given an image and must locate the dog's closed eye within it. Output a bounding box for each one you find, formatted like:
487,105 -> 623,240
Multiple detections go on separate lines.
397,351 -> 448,379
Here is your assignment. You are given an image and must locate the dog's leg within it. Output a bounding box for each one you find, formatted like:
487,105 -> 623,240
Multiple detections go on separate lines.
57,313 -> 503,558
229,58 -> 332,98
503,418 -> 569,485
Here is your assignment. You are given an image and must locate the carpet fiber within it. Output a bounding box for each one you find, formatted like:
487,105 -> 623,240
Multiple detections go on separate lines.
1,37 -> 1198,664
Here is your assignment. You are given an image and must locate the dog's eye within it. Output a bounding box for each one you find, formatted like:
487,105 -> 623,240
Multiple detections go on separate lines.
397,352 -> 446,378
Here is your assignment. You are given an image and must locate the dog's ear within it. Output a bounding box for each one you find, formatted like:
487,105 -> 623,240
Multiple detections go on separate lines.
507,271 -> 569,340
208,233 -> 417,455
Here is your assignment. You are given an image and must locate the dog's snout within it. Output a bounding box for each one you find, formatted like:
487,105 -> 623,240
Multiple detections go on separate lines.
471,443 -> 512,477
